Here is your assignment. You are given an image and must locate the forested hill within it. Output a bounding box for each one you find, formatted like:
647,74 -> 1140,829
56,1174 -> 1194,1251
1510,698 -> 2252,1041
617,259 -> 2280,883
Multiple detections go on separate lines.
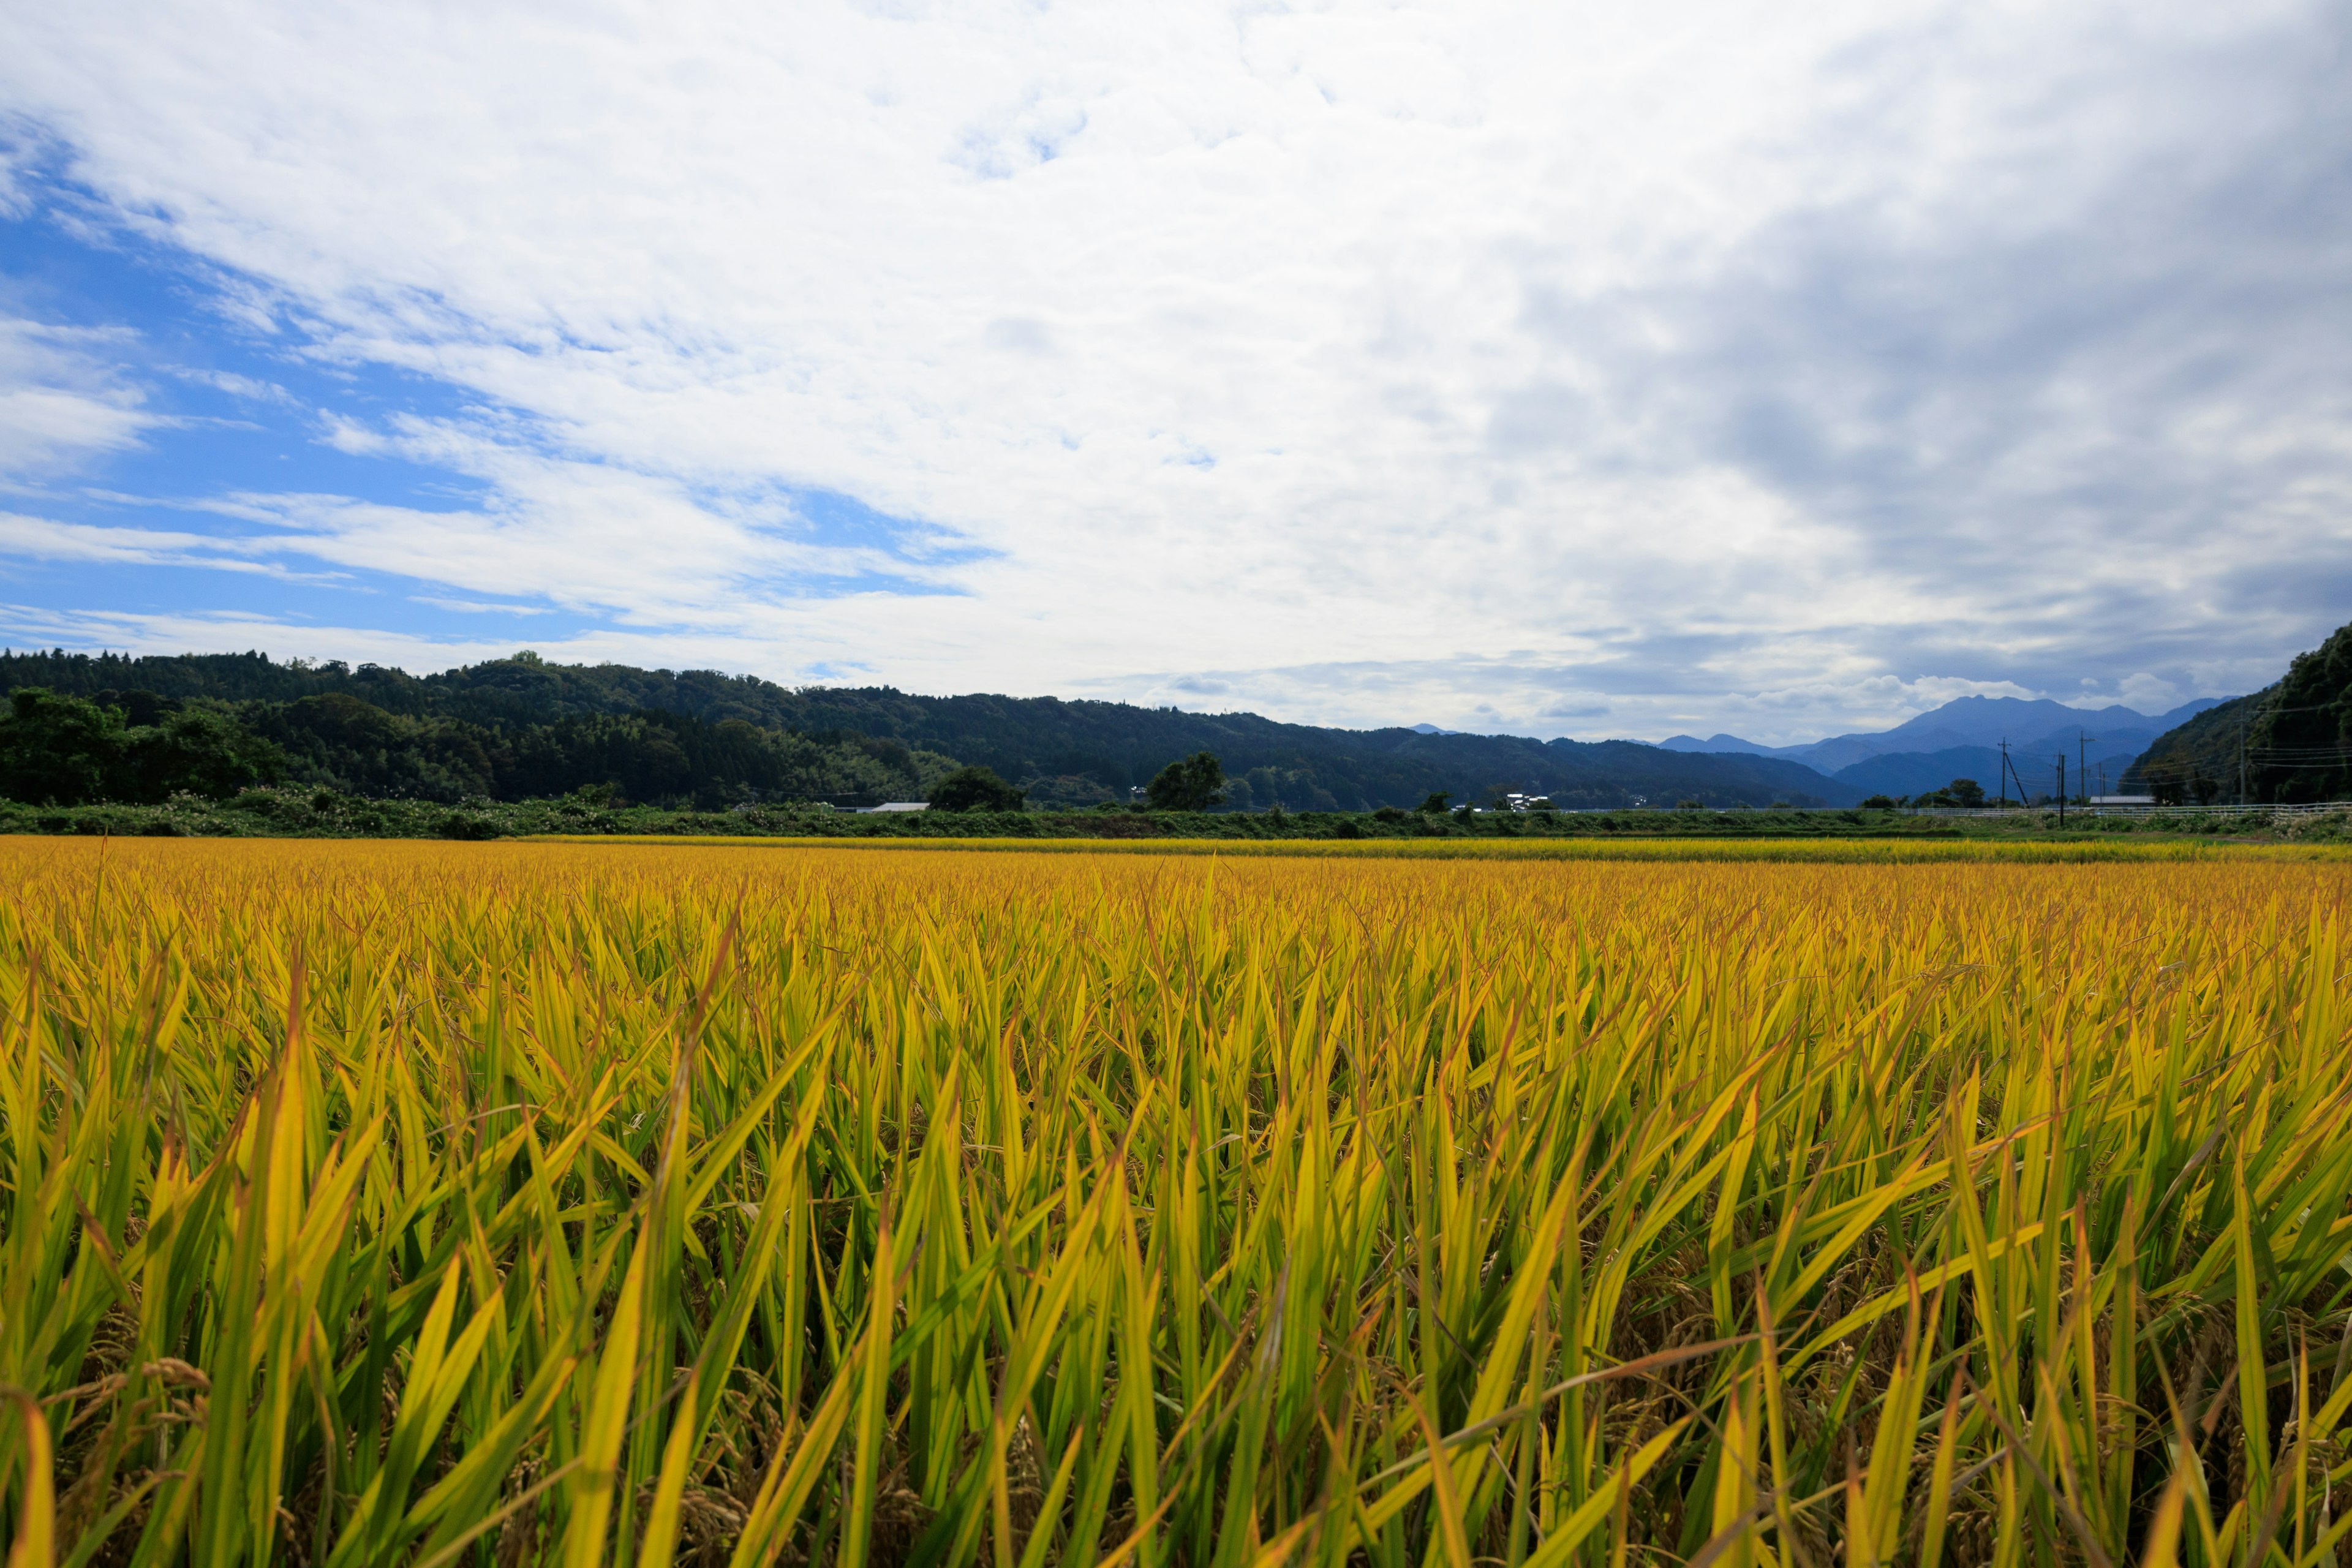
2125,617 -> 2352,804
0,648 -> 1860,809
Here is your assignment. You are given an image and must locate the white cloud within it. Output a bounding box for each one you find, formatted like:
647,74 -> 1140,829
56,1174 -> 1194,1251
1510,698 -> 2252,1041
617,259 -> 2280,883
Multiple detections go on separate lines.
0,319 -> 165,475
410,596 -> 554,616
2111,672 -> 2184,712
0,0 -> 2345,737
194,423 -> 972,624
0,603 -> 549,670
0,511 -> 237,566
170,367 -> 292,404
0,132 -> 34,219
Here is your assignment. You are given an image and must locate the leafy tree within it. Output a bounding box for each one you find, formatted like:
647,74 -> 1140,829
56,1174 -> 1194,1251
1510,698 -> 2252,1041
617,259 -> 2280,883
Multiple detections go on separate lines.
1416,792 -> 1450,814
1022,774 -> 1119,810
252,692 -> 499,801
928,764 -> 1026,812
1861,794 -> 1898,810
0,689 -> 118,804
93,688 -> 177,726
1947,778 -> 1987,807
0,688 -> 280,804
507,713 -> 694,804
2248,618 -> 2352,802
119,704 -> 282,801
1145,752 -> 1226,812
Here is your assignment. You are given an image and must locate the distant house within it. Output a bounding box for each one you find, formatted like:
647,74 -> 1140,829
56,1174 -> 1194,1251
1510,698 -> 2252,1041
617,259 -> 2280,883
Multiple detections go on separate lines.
2089,794 -> 2155,806
853,801 -> 930,813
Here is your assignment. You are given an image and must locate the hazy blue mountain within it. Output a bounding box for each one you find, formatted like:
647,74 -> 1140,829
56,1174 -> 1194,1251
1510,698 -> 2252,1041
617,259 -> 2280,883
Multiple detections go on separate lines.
1656,733 -> 1793,756
1799,696 -> 2219,760
1799,732 -> 1972,774
1831,747 -> 2011,800
1656,694 -> 2225,777
1831,743 -> 2149,801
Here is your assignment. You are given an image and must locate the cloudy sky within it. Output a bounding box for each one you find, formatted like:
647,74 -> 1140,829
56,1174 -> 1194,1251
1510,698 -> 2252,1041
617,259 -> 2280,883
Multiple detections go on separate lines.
1,1 -> 2346,744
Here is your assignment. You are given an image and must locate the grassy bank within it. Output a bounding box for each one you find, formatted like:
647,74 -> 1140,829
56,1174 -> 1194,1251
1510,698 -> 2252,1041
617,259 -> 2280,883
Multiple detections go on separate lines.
4,785 -> 2346,842
527,833 -> 2352,862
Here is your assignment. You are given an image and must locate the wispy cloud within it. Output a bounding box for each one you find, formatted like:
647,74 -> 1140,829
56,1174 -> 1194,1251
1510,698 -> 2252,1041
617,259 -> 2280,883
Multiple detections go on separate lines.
410,595 -> 553,616
0,318 -> 165,476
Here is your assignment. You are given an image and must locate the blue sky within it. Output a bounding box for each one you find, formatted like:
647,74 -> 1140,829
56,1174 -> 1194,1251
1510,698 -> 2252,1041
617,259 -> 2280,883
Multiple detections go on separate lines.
2,1 -> 2348,744
4,197 -> 556,638
2,159 -> 970,664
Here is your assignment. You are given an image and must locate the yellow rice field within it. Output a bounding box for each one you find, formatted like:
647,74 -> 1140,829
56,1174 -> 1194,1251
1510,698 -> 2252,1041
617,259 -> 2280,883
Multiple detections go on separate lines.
2,838 -> 2349,1567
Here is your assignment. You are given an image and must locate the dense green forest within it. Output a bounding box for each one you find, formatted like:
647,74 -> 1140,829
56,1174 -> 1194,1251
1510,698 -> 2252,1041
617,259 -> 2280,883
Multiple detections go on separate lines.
0,647 -> 1858,810
0,678 -> 956,809
9,624 -> 2346,815
2124,617 -> 2352,803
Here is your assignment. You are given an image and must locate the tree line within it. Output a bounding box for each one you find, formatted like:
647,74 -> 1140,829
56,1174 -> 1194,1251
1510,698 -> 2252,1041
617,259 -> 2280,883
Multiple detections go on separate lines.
0,670 -> 1251,824
0,685 -> 956,809
0,648 -> 1861,809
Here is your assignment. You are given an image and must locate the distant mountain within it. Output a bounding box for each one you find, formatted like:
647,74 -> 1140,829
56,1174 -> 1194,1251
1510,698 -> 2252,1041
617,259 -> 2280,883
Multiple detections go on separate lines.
1656,733 -> 1788,758
1658,694 -> 2226,780
2120,698 -> 2264,803
1799,696 -> 2218,767
0,649 -> 1864,810
1831,742 -> 2146,802
1831,748 -> 2015,801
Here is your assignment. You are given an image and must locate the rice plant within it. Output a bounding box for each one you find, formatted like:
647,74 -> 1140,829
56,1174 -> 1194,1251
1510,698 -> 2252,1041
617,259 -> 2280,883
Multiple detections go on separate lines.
0,838 -> 2347,1567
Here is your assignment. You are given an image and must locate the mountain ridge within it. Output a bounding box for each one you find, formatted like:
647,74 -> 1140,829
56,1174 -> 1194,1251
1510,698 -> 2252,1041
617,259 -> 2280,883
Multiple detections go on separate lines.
2124,618 -> 2352,804
1658,694 -> 2226,782
0,649 -> 1864,810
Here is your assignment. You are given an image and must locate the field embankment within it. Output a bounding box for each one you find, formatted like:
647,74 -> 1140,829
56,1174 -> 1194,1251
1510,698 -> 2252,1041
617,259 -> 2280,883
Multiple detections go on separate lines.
6,785 -> 2348,843
533,833 -> 2352,864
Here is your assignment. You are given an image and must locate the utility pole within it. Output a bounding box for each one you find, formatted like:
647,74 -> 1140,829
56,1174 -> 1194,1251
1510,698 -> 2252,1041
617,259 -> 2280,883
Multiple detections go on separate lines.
1997,739 -> 2010,807
2077,729 -> 2095,807
2056,755 -> 2066,826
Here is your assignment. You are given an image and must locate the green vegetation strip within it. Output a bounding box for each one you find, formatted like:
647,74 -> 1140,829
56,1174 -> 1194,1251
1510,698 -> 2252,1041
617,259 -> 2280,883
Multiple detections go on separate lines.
521,832 -> 2352,862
